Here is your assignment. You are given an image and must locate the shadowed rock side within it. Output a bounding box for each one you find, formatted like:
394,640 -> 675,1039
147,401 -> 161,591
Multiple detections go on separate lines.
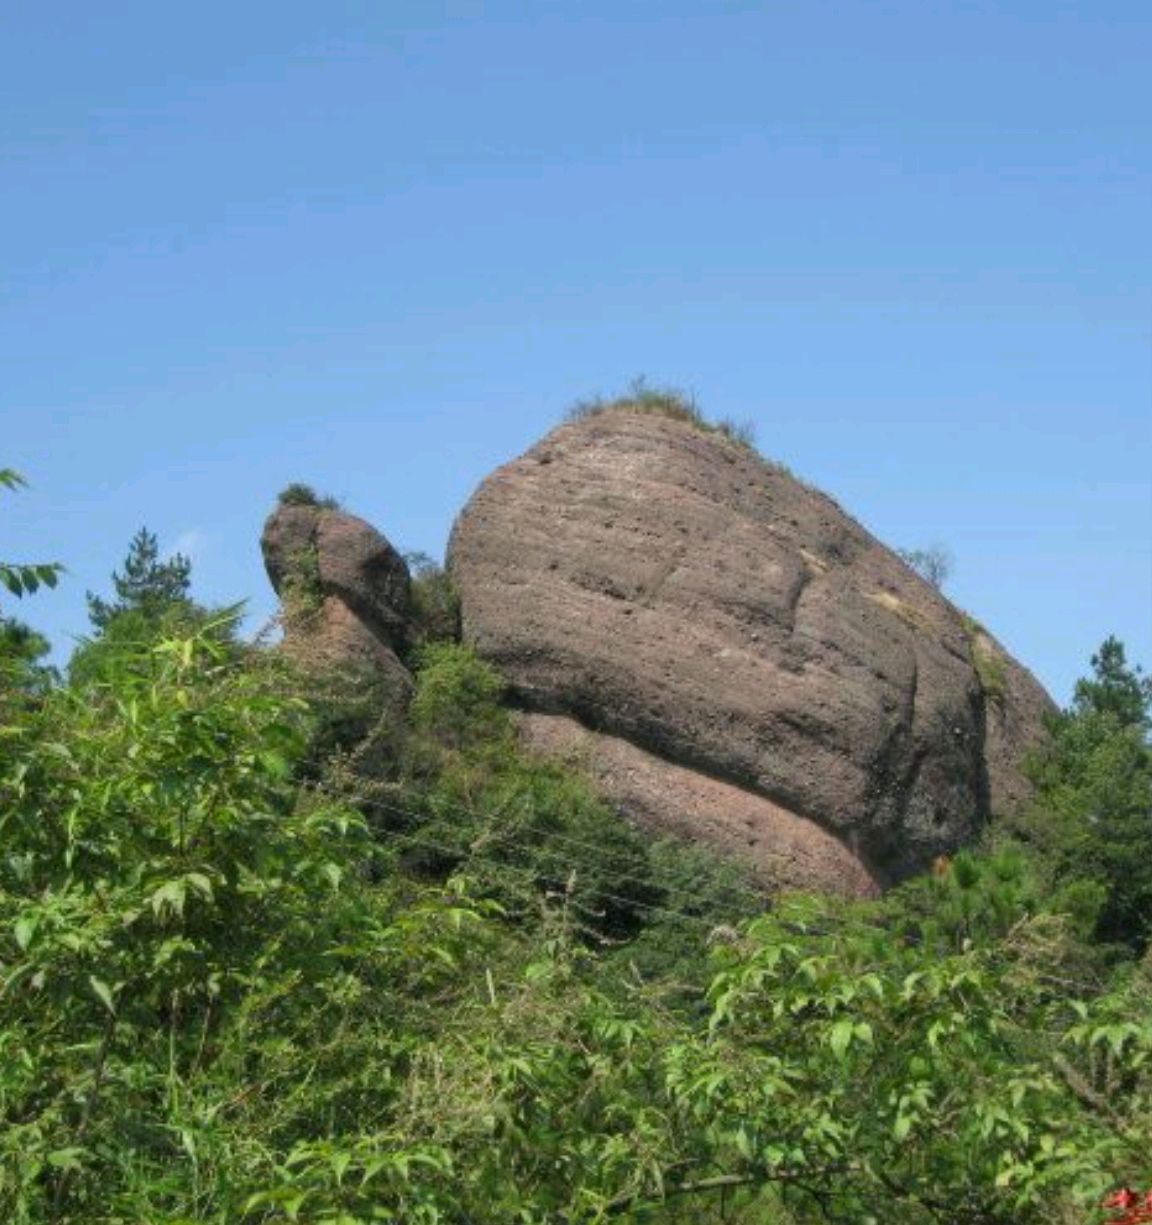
448,408 -> 1055,890
519,712 -> 880,898
261,504 -> 413,698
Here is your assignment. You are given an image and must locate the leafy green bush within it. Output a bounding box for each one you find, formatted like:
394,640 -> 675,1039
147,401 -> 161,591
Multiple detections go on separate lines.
607,837 -> 767,1005
0,617 -> 56,698
406,641 -> 510,753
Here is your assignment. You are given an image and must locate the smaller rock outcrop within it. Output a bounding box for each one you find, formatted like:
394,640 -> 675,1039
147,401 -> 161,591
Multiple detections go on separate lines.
261,502 -> 412,697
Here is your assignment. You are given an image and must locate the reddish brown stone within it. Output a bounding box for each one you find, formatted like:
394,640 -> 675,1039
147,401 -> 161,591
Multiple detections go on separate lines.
261,503 -> 412,697
449,408 -> 1054,886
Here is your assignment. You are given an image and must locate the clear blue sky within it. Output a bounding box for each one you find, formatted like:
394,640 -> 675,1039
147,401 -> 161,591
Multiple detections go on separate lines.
3,0 -> 1149,703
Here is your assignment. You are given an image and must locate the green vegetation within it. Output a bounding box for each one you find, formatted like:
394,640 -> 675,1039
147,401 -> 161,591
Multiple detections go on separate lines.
70,527 -> 239,688
339,642 -> 765,956
277,483 -> 342,510
402,551 -> 460,650
1010,636 -> 1152,953
277,542 -> 326,629
2,494 -> 1151,1222
85,527 -> 193,632
1,472 -> 64,715
0,618 -> 57,698
960,613 -> 1009,706
567,378 -> 758,451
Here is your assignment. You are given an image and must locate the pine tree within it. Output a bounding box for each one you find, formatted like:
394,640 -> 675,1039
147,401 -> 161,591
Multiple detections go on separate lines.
1021,636 -> 1152,952
86,527 -> 192,630
71,528 -> 239,688
1072,635 -> 1152,732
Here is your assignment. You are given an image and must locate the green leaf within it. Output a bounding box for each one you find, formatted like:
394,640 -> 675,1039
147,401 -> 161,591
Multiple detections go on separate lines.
829,1018 -> 855,1058
13,916 -> 36,951
46,1148 -> 85,1171
258,750 -> 291,779
150,879 -> 187,918
185,872 -> 214,901
330,1150 -> 352,1185
89,975 -> 116,1016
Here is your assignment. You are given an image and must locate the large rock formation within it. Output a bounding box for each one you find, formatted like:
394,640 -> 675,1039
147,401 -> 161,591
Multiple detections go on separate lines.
448,407 -> 1054,894
261,502 -> 413,697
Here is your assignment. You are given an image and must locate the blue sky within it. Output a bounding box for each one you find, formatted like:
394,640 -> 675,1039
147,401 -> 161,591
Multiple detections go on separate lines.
2,0 -> 1149,703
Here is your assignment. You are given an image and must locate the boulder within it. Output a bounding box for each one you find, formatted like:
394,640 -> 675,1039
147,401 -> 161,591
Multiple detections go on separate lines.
448,407 -> 1054,890
261,503 -> 412,695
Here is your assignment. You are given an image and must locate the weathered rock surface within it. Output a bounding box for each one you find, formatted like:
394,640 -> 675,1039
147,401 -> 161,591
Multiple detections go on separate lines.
261,504 -> 412,694
448,408 -> 1054,890
518,712 -> 881,897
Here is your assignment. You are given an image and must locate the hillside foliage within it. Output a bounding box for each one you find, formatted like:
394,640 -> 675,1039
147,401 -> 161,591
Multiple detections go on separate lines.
1,516 -> 1150,1222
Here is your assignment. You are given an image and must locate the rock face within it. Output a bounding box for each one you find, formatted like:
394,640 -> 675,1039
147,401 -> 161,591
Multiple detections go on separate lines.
517,711 -> 882,897
261,503 -> 412,694
448,408 -> 1054,893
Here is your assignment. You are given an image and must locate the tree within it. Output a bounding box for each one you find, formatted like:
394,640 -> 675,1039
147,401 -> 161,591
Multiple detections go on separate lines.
1019,636 -> 1152,951
0,617 -> 56,696
72,528 -> 236,687
86,527 -> 192,631
898,543 -> 952,590
1073,635 -> 1152,732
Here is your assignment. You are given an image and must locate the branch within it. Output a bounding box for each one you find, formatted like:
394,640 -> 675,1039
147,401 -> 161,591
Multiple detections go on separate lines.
601,1163 -> 858,1218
